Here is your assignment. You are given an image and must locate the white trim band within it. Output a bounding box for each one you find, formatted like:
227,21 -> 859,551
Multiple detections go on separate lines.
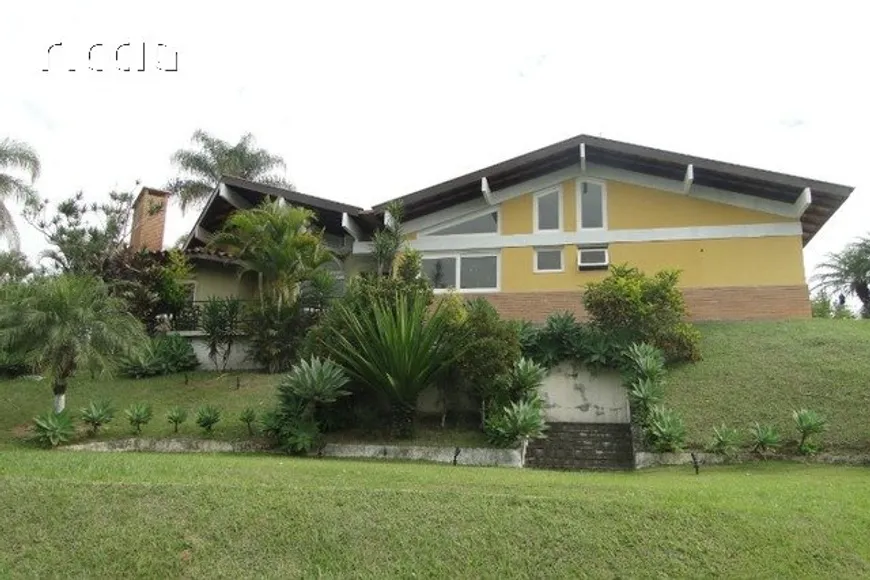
353,222 -> 802,254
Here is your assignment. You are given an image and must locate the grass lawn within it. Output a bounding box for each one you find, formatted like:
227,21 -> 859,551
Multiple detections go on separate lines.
1,451 -> 868,578
666,319 -> 870,451
0,372 -> 486,450
0,371 -> 276,449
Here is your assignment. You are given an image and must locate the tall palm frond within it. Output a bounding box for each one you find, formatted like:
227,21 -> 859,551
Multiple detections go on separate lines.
0,275 -> 147,412
209,200 -> 334,306
811,237 -> 870,308
167,130 -> 288,211
0,138 -> 41,249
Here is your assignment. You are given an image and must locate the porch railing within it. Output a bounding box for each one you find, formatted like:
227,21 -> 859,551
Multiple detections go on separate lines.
170,298 -> 330,332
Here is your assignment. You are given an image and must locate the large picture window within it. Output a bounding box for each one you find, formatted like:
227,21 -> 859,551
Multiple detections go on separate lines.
421,254 -> 499,291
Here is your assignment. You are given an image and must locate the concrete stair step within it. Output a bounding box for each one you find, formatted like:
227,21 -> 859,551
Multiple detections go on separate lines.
526,422 -> 634,471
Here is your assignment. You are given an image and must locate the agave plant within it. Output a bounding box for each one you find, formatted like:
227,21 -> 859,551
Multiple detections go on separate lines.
79,400 -> 115,435
509,358 -> 547,401
196,405 -> 222,434
32,410 -> 75,447
125,403 -> 153,434
239,407 -> 258,435
166,406 -> 188,433
646,405 -> 686,452
793,409 -> 827,454
707,425 -> 741,458
279,357 -> 350,418
749,422 -> 780,455
324,293 -> 468,437
628,378 -> 664,426
485,398 -> 548,463
625,342 -> 666,383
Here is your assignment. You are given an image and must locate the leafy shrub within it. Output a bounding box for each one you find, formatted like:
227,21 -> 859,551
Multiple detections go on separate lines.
646,405 -> 686,452
454,298 -> 522,423
793,409 -> 827,454
0,349 -> 30,377
244,298 -> 316,373
166,406 -> 188,433
282,419 -> 321,454
261,358 -> 350,453
749,422 -> 780,454
80,400 -> 115,434
583,265 -> 701,362
519,312 -> 625,373
707,425 -> 741,458
196,405 -> 222,433
119,334 -> 199,378
32,410 -> 75,447
239,407 -> 257,435
324,294 -> 465,438
485,398 -> 548,448
200,297 -> 243,371
124,403 -> 153,434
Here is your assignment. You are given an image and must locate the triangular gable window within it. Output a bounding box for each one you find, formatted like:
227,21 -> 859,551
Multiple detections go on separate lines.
427,211 -> 498,236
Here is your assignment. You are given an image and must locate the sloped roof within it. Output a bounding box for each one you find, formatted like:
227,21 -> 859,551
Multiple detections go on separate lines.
372,134 -> 854,245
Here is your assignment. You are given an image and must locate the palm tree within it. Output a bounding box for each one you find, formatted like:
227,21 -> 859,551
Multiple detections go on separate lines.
167,130 -> 288,211
0,275 -> 147,413
0,138 -> 41,249
208,200 -> 334,307
812,236 -> 870,318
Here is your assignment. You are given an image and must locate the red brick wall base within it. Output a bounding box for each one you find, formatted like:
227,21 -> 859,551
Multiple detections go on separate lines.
464,285 -> 810,323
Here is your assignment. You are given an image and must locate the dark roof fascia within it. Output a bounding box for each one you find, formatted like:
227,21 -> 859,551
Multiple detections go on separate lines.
371,134 -> 854,212
221,175 -> 364,215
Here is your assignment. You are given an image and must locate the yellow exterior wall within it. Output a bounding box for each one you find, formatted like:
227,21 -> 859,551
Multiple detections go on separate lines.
501,194 -> 533,235
501,235 -> 805,291
189,261 -> 257,300
496,178 -> 794,233
487,176 -> 806,292
607,181 -> 793,229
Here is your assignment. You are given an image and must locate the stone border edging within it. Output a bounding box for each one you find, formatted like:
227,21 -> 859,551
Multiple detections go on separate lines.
61,438 -> 269,453
60,438 -> 523,467
314,443 -> 522,467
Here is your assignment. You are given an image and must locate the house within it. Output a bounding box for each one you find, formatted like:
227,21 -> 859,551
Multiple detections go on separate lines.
130,134 -> 853,323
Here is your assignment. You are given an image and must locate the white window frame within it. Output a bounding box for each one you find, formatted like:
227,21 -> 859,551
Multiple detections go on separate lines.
577,247 -> 610,269
576,178 -> 608,231
533,186 -> 563,233
422,252 -> 501,293
419,207 -> 501,237
533,247 -> 564,273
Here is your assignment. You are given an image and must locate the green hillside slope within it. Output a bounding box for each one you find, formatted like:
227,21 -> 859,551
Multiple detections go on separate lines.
665,320 -> 870,451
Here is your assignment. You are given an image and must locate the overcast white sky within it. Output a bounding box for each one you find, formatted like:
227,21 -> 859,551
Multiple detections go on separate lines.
1,1 -> 866,278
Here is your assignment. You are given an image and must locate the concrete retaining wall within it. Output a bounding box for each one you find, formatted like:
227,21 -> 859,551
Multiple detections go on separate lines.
174,332 -> 260,371
540,363 -> 629,424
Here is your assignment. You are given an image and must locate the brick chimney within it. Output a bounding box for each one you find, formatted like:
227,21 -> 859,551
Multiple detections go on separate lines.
129,187 -> 170,251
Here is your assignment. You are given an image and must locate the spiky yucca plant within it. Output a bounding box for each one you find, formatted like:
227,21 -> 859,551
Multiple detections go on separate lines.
325,294 -> 467,437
